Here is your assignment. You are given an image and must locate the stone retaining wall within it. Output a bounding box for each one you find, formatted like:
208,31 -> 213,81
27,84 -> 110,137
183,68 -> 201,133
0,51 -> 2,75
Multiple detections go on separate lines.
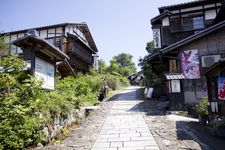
42,108 -> 86,143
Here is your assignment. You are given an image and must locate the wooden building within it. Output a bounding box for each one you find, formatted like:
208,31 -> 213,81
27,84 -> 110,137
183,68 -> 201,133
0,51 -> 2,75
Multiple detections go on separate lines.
13,31 -> 69,90
149,0 -> 225,110
0,23 -> 98,77
151,0 -> 222,50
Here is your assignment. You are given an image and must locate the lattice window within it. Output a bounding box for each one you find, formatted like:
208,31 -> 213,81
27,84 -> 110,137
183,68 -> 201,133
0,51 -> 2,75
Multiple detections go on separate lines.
193,16 -> 204,29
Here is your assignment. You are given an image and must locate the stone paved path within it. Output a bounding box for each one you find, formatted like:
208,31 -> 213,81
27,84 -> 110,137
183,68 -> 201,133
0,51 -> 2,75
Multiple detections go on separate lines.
91,87 -> 159,150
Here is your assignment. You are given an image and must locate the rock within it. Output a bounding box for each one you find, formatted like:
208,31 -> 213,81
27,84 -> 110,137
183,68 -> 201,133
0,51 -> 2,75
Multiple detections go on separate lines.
76,108 -> 86,119
43,127 -> 49,142
37,143 -> 43,147
54,116 -> 60,125
163,139 -> 171,146
180,145 -> 189,149
51,130 -> 57,138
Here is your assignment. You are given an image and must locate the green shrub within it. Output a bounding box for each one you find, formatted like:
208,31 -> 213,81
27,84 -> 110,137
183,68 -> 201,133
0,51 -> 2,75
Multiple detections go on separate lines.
106,74 -> 120,90
0,54 -> 130,149
0,56 -> 46,149
119,76 -> 130,87
196,97 -> 208,116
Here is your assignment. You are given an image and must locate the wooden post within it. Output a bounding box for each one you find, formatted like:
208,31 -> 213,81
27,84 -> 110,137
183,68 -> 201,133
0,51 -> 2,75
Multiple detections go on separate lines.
31,47 -> 35,75
100,60 -> 102,75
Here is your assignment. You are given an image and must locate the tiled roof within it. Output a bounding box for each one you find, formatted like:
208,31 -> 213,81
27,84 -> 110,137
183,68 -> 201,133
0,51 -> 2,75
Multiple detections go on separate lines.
0,22 -> 98,52
13,34 -> 69,61
159,0 -> 204,10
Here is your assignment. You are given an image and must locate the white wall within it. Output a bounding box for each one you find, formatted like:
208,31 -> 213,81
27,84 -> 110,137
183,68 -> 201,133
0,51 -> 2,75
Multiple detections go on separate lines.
205,9 -> 217,20
184,91 -> 207,104
39,30 -> 47,38
162,17 -> 169,26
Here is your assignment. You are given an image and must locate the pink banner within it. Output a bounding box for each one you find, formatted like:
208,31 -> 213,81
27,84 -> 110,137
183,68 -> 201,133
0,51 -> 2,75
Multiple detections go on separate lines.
181,49 -> 200,79
218,77 -> 225,100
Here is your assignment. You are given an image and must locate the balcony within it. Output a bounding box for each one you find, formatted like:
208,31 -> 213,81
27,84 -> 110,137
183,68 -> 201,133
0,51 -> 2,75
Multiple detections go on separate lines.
170,16 -> 204,33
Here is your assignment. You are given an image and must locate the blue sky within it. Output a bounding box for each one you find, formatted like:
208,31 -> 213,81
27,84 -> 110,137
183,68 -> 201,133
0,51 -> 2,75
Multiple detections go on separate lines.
0,0 -> 190,71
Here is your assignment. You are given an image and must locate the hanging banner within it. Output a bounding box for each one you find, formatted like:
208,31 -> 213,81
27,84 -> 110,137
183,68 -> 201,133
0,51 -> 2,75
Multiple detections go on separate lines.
218,77 -> 225,100
153,28 -> 161,48
169,60 -> 177,73
181,49 -> 200,79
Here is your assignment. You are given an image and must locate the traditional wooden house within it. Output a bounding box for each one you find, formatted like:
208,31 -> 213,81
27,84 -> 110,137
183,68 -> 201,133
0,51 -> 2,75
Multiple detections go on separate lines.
0,23 -> 98,77
149,0 -> 225,110
12,30 -> 70,90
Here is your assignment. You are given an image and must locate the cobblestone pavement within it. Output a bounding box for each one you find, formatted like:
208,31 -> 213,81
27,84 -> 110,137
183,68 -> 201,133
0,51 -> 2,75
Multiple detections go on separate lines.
91,87 -> 159,150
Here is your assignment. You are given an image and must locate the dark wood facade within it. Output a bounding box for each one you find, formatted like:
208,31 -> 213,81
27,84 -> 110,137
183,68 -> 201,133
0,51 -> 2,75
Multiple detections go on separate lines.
151,0 -> 222,49
149,1 -> 225,110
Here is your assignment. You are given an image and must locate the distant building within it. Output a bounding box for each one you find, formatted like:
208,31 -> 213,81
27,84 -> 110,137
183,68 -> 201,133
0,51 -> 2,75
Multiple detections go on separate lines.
0,23 -> 98,77
148,0 -> 225,110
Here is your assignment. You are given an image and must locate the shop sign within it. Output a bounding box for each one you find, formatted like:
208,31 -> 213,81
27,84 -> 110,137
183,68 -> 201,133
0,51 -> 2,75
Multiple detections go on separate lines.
169,60 -> 177,73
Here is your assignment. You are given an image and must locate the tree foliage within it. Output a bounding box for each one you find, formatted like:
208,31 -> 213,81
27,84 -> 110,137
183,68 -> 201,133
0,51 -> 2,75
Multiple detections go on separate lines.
0,36 -> 9,56
107,53 -> 137,77
139,41 -> 164,95
0,56 -> 45,149
146,41 -> 154,54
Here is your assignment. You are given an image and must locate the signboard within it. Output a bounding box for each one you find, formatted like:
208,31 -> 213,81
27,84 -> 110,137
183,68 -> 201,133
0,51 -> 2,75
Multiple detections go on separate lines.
153,28 -> 161,49
218,77 -> 225,100
181,49 -> 200,79
171,80 -> 181,93
169,80 -> 181,93
93,55 -> 98,70
169,60 -> 177,73
35,57 -> 55,90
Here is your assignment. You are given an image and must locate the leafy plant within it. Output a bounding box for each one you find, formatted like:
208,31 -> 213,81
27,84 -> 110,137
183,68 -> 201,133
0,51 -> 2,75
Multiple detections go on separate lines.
0,46 -> 130,149
209,118 -> 225,135
0,55 -> 46,149
106,53 -> 137,76
196,97 -> 208,116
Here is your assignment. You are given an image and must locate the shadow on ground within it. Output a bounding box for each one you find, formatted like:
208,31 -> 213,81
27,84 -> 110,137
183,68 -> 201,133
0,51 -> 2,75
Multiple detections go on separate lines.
123,88 -> 225,150
176,121 -> 225,150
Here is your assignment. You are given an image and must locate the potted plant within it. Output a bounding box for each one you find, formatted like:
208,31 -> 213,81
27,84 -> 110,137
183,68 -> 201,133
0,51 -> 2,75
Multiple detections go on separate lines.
196,97 -> 208,125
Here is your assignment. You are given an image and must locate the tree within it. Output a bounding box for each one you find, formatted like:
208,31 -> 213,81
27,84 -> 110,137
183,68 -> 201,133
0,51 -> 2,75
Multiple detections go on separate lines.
138,56 -> 157,86
107,53 -> 137,76
146,41 -> 154,54
106,59 -> 119,74
138,41 -> 163,91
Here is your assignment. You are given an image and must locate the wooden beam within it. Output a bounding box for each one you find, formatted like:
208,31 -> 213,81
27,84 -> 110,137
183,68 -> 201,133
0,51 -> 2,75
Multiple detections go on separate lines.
162,56 -> 180,60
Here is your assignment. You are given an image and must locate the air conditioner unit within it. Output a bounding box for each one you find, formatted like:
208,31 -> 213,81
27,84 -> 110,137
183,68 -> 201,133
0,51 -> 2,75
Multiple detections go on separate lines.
201,55 -> 220,68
